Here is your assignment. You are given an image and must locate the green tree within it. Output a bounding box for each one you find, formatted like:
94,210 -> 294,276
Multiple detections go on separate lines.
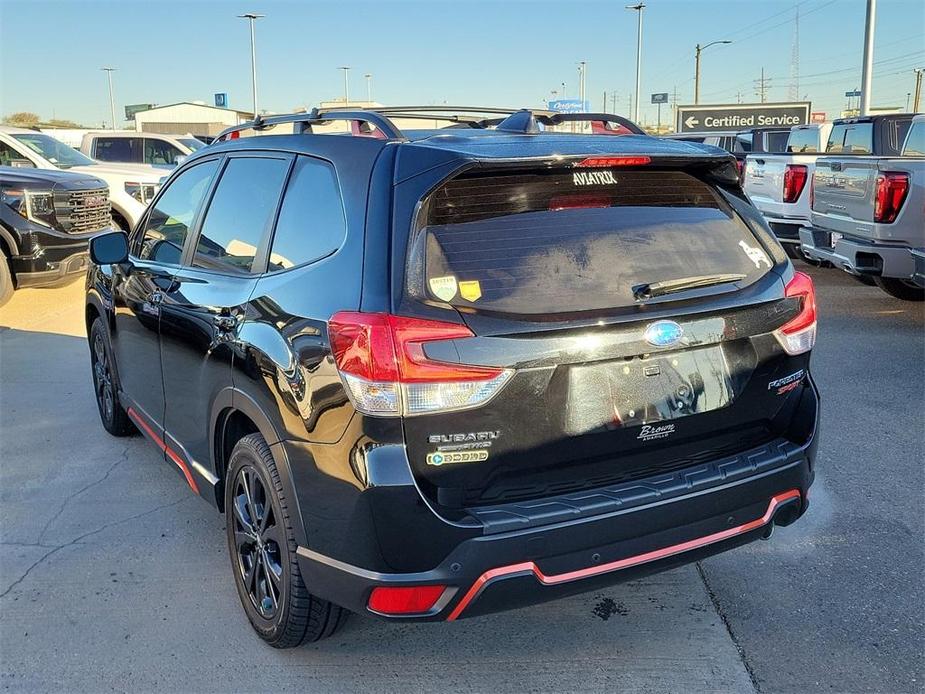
3,112 -> 40,127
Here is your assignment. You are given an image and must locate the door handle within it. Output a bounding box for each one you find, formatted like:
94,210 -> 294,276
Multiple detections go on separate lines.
148,290 -> 163,304
214,314 -> 237,332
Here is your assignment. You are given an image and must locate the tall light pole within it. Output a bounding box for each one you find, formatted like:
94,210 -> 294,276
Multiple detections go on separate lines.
101,67 -> 117,130
339,66 -> 350,105
860,0 -> 876,116
626,4 -> 645,123
578,61 -> 587,107
561,81 -> 567,98
694,40 -> 732,105
364,73 -> 372,103
914,68 -> 923,113
237,13 -> 264,118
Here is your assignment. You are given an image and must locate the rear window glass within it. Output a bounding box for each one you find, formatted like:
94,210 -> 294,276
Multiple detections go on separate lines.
417,169 -> 771,315
827,123 -> 873,154
787,128 -> 821,153
763,131 -> 790,153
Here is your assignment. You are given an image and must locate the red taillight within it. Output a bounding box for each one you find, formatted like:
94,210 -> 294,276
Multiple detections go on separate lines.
783,164 -> 808,204
575,156 -> 651,167
774,271 -> 817,355
548,194 -> 611,211
873,172 -> 909,223
328,312 -> 511,415
368,585 -> 446,615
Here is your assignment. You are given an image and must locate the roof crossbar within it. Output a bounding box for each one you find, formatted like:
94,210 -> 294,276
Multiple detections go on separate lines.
214,106 -> 645,142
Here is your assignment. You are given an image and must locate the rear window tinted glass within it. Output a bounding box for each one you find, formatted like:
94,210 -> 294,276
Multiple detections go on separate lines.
95,137 -> 140,163
763,131 -> 790,153
903,121 -> 925,156
267,157 -> 346,271
827,123 -> 873,154
787,128 -> 821,153
193,157 -> 289,274
418,169 -> 770,315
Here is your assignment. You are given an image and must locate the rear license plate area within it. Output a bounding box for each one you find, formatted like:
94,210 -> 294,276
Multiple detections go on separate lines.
559,346 -> 735,436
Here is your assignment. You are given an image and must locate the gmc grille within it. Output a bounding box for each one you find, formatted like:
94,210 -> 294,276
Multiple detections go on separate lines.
54,188 -> 111,234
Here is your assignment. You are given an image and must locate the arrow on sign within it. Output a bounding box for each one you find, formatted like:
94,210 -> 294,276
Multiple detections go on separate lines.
685,116 -> 700,128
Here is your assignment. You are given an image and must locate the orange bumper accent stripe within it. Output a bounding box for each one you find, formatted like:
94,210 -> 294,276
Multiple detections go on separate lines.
446,489 -> 801,621
127,407 -> 200,495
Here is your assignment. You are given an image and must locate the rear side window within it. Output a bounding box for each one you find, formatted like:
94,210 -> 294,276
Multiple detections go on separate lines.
763,131 -> 789,153
138,160 -> 219,264
827,123 -> 873,154
267,156 -> 346,271
94,137 -> 140,163
192,157 -> 289,274
144,139 -> 183,166
417,168 -> 772,315
787,128 -> 820,153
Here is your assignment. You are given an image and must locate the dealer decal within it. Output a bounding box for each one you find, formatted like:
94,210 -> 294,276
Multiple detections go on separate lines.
637,423 -> 675,442
573,170 -> 617,186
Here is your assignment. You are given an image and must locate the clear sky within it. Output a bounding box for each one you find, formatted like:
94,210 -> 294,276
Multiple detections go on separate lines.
1,0 -> 923,128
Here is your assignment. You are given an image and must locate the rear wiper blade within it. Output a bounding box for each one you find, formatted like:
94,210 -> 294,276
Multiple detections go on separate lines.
632,273 -> 747,301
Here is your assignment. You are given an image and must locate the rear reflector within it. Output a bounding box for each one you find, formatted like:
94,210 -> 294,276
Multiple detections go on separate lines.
575,156 -> 651,167
773,271 -> 817,355
782,164 -> 808,203
328,312 -> 512,416
368,585 -> 446,615
874,172 -> 909,223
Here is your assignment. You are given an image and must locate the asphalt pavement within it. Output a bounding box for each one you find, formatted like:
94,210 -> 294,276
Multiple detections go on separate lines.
0,264 -> 922,693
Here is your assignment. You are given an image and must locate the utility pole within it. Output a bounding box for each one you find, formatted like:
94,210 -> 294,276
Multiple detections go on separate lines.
755,67 -> 771,103
913,69 -> 923,112
612,91 -> 618,114
101,67 -> 117,130
237,13 -> 264,118
735,90 -> 744,104
562,81 -> 567,98
365,73 -> 372,103
603,90 -> 607,112
626,3 -> 645,123
694,40 -> 732,105
339,66 -> 350,105
860,0 -> 876,116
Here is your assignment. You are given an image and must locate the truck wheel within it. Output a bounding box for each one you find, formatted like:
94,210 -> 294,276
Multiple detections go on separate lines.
874,277 -> 925,301
225,433 -> 346,647
89,318 -> 135,436
0,256 -> 13,307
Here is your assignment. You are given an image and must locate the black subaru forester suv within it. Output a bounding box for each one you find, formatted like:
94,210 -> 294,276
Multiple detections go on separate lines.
85,107 -> 819,647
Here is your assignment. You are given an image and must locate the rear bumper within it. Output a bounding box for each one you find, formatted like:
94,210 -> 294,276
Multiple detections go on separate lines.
799,227 -> 916,279
297,382 -> 819,622
911,249 -> 925,288
766,219 -> 807,244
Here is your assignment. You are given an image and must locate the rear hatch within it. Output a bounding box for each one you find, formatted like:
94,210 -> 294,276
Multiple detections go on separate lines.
812,157 -> 879,235
393,155 -> 811,511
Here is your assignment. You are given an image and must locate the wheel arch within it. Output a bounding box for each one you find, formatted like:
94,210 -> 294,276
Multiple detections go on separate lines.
210,388 -> 308,546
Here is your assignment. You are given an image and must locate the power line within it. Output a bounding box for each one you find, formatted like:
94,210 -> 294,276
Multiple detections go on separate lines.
754,67 -> 771,103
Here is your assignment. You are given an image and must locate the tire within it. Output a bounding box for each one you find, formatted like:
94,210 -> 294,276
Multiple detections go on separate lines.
874,276 -> 925,301
89,317 -> 135,436
0,255 -> 13,308
225,433 -> 346,647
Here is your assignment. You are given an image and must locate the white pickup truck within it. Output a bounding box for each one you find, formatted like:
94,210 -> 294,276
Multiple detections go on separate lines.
801,114 -> 923,300
743,123 -> 832,259
79,131 -> 205,168
0,126 -> 163,232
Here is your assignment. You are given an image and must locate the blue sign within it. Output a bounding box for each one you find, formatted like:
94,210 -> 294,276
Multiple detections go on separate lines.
845,90 -> 862,98
214,92 -> 229,108
548,99 -> 589,113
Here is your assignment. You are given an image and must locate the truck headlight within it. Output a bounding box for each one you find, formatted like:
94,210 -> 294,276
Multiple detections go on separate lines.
2,189 -> 57,228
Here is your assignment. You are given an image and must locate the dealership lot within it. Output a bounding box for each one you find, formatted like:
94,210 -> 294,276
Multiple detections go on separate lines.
0,266 -> 921,693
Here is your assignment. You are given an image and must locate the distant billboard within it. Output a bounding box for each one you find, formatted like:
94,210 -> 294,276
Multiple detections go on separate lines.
124,103 -> 154,121
651,93 -> 669,104
214,92 -> 229,108
676,102 -> 811,133
548,99 -> 589,113
811,112 -> 827,123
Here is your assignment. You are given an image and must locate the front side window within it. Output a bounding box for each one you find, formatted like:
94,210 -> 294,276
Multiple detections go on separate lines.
94,137 -> 141,163
144,139 -> 183,166
136,160 -> 219,264
192,157 -> 290,274
267,157 -> 347,271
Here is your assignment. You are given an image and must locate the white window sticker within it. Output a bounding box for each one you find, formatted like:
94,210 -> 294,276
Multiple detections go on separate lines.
428,275 -> 458,301
738,240 -> 771,269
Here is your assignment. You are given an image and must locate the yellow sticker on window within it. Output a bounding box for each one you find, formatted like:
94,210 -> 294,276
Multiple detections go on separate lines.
428,275 -> 458,301
459,280 -> 482,302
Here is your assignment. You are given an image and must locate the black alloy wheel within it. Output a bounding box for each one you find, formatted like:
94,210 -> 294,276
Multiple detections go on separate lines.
89,318 -> 134,436
231,466 -> 284,619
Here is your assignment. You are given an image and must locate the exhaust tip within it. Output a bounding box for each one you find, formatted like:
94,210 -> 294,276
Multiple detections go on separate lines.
771,497 -> 802,528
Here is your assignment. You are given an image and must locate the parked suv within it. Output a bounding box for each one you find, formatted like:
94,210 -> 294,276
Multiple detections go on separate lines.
85,107 -> 819,647
1,165 -> 110,305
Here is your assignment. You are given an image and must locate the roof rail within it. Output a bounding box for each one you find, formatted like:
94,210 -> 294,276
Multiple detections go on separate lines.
214,106 -> 645,143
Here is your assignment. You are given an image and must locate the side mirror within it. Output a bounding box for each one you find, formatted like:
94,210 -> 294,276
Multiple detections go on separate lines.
175,154 -> 188,166
89,231 -> 129,265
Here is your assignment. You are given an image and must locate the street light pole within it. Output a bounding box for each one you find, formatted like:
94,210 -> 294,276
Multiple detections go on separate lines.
860,0 -> 876,116
626,4 -> 645,123
101,67 -> 117,129
914,69 -> 923,113
237,13 -> 265,118
364,73 -> 372,103
694,40 -> 732,105
339,66 -> 350,105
